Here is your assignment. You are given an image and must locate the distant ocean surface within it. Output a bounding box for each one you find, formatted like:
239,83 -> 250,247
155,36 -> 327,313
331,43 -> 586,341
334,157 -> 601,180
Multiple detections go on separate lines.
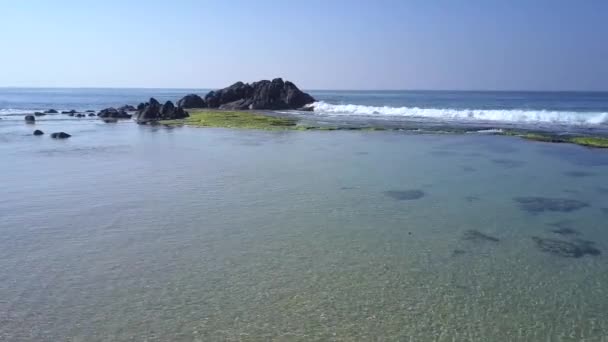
1,88 -> 608,131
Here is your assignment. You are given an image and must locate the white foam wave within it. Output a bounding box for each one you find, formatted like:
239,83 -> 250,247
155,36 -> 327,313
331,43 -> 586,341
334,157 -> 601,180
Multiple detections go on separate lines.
0,108 -> 41,116
310,102 -> 608,126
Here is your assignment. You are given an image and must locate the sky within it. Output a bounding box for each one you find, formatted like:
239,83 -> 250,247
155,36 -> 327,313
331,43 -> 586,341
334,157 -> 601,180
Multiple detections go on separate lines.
0,0 -> 607,90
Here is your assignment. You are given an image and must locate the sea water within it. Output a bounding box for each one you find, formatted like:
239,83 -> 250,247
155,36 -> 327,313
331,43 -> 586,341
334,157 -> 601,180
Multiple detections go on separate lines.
1,89 -> 608,341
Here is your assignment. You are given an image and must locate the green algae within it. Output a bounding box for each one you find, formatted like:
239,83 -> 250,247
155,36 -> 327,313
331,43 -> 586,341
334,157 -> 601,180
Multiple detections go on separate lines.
161,110 -> 297,129
503,130 -> 608,149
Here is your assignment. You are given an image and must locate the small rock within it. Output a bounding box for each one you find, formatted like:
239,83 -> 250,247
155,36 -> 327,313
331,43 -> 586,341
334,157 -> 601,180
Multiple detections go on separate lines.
33,130 -> 44,136
88,113 -> 96,116
50,132 -> 71,139
44,109 -> 58,114
25,115 -> 36,123
34,112 -> 46,116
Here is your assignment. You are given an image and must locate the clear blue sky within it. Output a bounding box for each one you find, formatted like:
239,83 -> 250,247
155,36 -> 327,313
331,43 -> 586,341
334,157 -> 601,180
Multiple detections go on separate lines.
1,0 -> 607,90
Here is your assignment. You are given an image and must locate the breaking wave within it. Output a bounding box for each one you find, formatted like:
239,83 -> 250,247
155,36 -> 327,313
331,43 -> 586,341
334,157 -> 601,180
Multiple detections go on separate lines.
310,102 -> 608,126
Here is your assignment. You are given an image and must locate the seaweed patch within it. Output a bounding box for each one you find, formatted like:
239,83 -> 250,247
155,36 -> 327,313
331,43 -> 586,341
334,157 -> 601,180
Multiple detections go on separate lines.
384,190 -> 425,201
514,197 -> 589,213
531,236 -> 601,258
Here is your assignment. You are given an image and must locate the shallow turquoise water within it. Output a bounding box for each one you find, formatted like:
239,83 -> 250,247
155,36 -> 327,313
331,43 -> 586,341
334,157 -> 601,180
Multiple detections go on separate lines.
1,120 -> 608,341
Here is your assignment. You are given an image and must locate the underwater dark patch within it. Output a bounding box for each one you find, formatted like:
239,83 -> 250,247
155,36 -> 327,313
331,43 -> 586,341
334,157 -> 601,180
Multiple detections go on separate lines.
355,151 -> 369,156
384,190 -> 425,201
465,195 -> 480,203
492,159 -> 525,168
462,230 -> 500,243
340,186 -> 356,190
564,171 -> 595,178
601,208 -> 608,215
597,187 -> 608,194
531,236 -> 601,258
548,220 -> 580,236
430,150 -> 457,157
514,197 -> 589,213
562,189 -> 580,194
452,249 -> 467,256
462,166 -> 476,172
539,146 -> 608,166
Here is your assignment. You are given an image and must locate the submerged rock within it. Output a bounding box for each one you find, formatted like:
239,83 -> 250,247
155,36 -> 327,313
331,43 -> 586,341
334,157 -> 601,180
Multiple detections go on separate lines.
384,190 -> 425,201
61,110 -> 77,114
33,129 -> 44,136
514,197 -> 589,213
50,132 -> 71,139
44,109 -> 58,114
85,110 -> 95,113
24,115 -> 35,123
462,230 -> 500,243
34,112 -> 46,116
531,236 -> 600,258
203,78 -> 315,110
177,94 -> 206,108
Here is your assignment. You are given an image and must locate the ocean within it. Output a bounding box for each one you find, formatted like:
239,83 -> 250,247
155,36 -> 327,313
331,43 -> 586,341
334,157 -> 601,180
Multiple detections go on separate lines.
1,88 -> 608,341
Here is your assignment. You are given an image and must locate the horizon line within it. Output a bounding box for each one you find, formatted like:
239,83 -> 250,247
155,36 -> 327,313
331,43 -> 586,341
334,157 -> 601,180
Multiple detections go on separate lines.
1,86 -> 608,93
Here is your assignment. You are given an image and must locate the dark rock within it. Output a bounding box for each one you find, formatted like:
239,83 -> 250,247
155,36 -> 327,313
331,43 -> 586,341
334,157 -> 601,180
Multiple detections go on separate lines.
135,99 -> 188,122
76,113 -> 85,118
462,230 -> 500,243
25,115 -> 36,123
33,130 -> 44,136
44,109 -> 58,114
68,113 -> 74,116
531,236 -> 600,258
204,78 -> 314,110
384,190 -> 425,201
98,107 -> 132,119
118,105 -> 137,112
177,94 -> 206,108
514,197 -> 589,213
61,110 -> 77,114
298,105 -> 314,112
137,102 -> 146,111
50,132 -> 71,139
88,113 -> 96,116
85,110 -> 95,113
34,112 -> 46,116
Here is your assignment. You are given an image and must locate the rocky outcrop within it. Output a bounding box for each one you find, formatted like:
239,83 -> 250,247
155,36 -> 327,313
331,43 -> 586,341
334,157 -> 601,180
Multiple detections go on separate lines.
177,94 -> 206,108
44,109 -> 58,114
50,132 -> 71,139
25,115 -> 36,123
61,110 -> 77,114
88,113 -> 96,117
118,105 -> 137,112
33,130 -> 44,136
34,112 -> 46,116
203,78 -> 315,110
98,107 -> 132,119
135,98 -> 188,123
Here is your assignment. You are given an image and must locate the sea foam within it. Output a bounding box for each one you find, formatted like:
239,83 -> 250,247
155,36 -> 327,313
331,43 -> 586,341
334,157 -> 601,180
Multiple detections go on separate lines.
310,101 -> 608,126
